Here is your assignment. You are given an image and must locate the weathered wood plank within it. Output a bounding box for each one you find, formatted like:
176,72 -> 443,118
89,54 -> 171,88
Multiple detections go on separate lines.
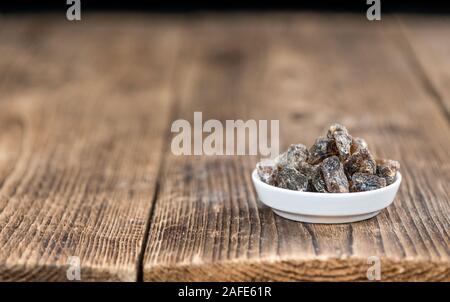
0,15 -> 180,281
143,14 -> 450,281
397,15 -> 450,120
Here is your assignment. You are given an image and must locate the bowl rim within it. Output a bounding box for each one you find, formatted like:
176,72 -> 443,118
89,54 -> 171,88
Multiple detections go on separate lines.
252,169 -> 402,196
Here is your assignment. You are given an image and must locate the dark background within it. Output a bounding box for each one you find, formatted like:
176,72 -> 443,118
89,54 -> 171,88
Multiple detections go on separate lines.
1,0 -> 449,14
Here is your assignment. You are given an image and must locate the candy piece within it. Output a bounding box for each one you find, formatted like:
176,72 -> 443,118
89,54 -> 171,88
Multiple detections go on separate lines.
296,162 -> 321,192
327,123 -> 352,160
297,161 -> 315,179
311,165 -> 327,193
376,159 -> 400,185
286,144 -> 309,167
307,137 -> 338,165
275,165 -> 308,191
255,123 -> 400,193
270,151 -> 286,166
344,147 -> 376,178
334,132 -> 352,159
327,123 -> 348,139
256,159 -> 277,185
321,156 -> 349,193
350,137 -> 368,154
351,172 -> 386,192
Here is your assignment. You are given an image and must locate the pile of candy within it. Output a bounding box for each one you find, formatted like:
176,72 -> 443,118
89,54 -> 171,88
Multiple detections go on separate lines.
256,124 -> 400,193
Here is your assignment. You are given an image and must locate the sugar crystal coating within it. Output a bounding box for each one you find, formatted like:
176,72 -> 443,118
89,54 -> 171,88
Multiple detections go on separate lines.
292,162 -> 327,193
307,137 -> 337,165
275,165 -> 309,191
350,137 -> 368,154
327,123 -> 346,137
297,161 -> 315,179
351,173 -> 386,192
311,165 -> 327,193
376,159 -> 400,185
327,123 -> 352,161
344,147 -> 376,178
321,156 -> 349,193
256,159 -> 277,185
286,144 -> 309,168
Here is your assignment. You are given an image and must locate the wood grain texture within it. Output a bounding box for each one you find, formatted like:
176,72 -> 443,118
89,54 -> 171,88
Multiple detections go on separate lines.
397,15 -> 450,120
0,15 -> 179,281
0,13 -> 449,282
143,14 -> 450,281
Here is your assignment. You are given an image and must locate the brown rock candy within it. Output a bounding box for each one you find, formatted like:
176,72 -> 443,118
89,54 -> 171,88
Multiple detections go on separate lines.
275,165 -> 309,191
295,161 -> 319,192
327,123 -> 352,160
376,159 -> 400,185
255,123 -> 400,193
351,172 -> 386,192
307,137 -> 338,165
350,137 -> 368,154
256,159 -> 278,185
311,165 -> 327,193
297,161 -> 315,179
344,147 -> 377,178
272,151 -> 288,166
321,156 -> 349,193
286,143 -> 309,168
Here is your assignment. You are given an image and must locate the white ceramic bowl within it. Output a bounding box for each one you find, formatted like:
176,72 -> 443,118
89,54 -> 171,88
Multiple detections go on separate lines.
252,169 -> 402,224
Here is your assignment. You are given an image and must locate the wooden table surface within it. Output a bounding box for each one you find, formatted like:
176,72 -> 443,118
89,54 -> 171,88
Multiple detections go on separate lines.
0,13 -> 449,281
